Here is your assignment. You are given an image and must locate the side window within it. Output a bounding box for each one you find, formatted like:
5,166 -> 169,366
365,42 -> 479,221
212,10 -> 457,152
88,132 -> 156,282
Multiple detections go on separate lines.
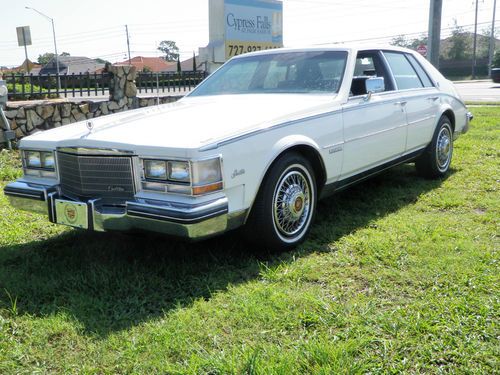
406,54 -> 434,87
350,51 -> 394,97
384,52 -> 423,90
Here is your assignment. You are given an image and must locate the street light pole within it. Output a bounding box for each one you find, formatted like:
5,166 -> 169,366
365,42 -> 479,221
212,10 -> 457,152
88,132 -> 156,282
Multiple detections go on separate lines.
25,7 -> 61,91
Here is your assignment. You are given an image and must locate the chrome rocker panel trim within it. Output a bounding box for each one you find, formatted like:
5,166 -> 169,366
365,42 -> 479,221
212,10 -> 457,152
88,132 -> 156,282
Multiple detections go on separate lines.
4,181 -> 244,240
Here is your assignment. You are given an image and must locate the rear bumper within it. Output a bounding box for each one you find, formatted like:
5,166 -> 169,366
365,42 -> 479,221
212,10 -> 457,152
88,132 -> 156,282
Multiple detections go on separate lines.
454,111 -> 472,140
4,181 -> 245,240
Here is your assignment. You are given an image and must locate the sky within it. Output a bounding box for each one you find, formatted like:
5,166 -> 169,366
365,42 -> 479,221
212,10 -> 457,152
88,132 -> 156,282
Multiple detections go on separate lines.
0,0 -> 497,67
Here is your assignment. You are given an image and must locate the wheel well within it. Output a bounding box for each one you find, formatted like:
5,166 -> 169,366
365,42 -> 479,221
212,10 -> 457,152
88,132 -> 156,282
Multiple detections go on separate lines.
442,110 -> 455,132
274,145 -> 327,193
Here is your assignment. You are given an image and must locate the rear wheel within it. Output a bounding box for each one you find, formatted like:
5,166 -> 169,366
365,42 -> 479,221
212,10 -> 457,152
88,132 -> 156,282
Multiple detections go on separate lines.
416,116 -> 453,178
245,153 -> 317,250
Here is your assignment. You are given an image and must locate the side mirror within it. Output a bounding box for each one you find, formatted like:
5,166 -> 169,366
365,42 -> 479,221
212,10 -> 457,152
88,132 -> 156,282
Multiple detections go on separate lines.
364,77 -> 385,101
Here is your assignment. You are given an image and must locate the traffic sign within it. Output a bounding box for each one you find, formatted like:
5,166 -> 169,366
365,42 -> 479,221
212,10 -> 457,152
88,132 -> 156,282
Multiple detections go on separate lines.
417,44 -> 427,56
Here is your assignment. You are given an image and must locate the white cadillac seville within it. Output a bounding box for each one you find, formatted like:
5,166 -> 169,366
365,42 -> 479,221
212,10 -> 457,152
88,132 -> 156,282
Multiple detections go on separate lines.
4,46 -> 472,249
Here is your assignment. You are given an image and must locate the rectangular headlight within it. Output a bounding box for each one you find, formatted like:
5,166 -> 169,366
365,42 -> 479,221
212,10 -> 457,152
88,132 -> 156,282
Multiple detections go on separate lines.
168,161 -> 190,182
144,160 -> 167,180
24,150 -> 55,170
25,151 -> 42,168
141,157 -> 223,196
41,152 -> 55,169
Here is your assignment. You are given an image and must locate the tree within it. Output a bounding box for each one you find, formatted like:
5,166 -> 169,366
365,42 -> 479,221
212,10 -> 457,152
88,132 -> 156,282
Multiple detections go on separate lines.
493,50 -> 500,68
95,57 -> 111,65
37,51 -> 70,65
157,40 -> 179,61
37,52 -> 55,65
407,35 -> 428,50
447,20 -> 468,60
390,35 -> 410,48
390,34 -> 427,50
177,56 -> 182,73
192,52 -> 197,71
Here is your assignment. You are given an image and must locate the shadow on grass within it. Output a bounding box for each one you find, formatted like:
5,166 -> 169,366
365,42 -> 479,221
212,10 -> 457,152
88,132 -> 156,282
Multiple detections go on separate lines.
0,164 -> 451,337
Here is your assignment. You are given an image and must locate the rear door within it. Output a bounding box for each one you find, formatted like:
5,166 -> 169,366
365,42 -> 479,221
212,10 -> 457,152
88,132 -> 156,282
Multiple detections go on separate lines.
382,51 -> 440,153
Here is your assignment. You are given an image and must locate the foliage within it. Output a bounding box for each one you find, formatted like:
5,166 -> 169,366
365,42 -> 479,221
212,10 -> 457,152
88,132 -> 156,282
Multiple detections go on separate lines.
0,108 -> 498,373
37,52 -> 70,65
177,56 -> 182,73
447,21 -> 468,60
95,58 -> 111,65
6,83 -> 58,100
390,34 -> 427,50
37,52 -> 54,65
157,40 -> 180,62
142,66 -> 153,73
493,50 -> 500,67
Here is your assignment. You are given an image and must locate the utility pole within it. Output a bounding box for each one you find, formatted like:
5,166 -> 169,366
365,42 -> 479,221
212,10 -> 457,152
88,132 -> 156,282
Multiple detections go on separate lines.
125,25 -> 131,64
488,0 -> 497,77
472,0 -> 479,79
427,0 -> 443,68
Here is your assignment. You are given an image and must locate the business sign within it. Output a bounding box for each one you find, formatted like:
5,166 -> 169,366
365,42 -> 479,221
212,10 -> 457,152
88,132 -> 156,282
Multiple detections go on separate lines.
224,0 -> 283,59
199,0 -> 283,71
16,26 -> 32,47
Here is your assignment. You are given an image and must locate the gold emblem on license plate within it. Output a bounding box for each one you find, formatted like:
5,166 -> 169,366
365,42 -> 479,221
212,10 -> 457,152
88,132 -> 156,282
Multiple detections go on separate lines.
55,199 -> 88,229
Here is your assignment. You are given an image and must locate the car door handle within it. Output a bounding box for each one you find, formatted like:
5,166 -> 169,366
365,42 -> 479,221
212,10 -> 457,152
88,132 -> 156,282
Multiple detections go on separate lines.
427,96 -> 439,101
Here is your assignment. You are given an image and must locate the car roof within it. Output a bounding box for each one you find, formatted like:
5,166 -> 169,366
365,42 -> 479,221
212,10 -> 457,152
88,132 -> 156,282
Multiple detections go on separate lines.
232,44 -> 418,59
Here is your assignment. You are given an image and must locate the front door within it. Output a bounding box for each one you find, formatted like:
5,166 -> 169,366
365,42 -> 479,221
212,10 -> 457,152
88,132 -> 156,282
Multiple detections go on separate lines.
340,51 -> 407,179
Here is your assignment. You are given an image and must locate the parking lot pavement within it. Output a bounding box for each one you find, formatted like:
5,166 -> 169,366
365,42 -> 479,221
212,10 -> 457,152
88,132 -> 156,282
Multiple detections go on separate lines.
453,80 -> 500,102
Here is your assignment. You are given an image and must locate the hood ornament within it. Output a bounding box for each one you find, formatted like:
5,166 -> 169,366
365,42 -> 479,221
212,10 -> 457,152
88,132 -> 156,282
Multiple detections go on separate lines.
86,120 -> 94,133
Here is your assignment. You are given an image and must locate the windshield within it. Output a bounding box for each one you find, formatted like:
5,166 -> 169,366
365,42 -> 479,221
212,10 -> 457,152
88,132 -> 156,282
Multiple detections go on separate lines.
190,51 -> 348,96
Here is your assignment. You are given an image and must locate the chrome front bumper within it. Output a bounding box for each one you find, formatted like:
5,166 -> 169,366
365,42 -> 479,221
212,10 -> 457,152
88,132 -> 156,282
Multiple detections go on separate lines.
4,181 -> 245,240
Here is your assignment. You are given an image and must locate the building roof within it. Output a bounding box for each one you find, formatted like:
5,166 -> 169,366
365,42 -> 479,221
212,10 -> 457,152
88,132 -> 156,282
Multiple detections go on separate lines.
116,56 -> 176,72
40,56 -> 105,75
0,59 -> 41,74
163,55 -> 206,72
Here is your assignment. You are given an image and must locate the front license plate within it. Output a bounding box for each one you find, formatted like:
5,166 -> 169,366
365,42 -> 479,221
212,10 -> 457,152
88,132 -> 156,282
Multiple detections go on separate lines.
55,199 -> 89,229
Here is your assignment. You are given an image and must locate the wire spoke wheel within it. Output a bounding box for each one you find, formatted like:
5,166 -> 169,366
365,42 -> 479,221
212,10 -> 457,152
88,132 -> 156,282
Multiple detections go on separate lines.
272,167 -> 312,238
436,125 -> 452,171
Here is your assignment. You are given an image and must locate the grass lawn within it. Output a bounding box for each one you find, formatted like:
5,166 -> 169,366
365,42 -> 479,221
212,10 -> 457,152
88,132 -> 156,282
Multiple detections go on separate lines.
0,107 -> 498,374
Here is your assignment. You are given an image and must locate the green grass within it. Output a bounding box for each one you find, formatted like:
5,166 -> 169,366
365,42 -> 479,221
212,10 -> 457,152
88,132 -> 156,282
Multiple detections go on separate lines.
0,107 -> 498,374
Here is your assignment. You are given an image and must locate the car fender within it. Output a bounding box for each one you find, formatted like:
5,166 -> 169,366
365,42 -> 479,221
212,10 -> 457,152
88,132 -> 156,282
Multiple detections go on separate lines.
244,134 -> 324,219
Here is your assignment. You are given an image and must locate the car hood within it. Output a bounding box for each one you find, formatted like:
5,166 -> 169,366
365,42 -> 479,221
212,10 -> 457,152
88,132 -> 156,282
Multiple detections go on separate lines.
21,94 -> 338,155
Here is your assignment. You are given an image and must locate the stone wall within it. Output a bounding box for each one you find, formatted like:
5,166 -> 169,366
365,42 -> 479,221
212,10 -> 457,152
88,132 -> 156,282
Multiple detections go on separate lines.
0,65 -> 183,145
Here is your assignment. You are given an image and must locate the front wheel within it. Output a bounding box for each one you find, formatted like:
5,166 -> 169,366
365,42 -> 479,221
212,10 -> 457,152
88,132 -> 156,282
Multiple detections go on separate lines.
245,153 -> 317,250
416,116 -> 454,178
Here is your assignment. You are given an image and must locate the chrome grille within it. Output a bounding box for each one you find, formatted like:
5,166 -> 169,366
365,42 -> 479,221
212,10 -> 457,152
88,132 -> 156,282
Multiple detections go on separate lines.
57,152 -> 135,200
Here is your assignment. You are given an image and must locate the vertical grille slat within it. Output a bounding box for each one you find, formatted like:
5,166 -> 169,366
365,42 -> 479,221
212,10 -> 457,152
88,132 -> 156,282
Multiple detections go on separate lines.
57,152 -> 135,200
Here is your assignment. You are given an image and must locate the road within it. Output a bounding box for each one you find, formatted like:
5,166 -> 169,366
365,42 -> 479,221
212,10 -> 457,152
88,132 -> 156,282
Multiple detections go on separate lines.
453,80 -> 500,103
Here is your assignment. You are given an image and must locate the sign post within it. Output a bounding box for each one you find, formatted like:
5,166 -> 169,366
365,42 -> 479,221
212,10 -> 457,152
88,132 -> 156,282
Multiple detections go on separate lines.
200,0 -> 283,73
16,26 -> 32,73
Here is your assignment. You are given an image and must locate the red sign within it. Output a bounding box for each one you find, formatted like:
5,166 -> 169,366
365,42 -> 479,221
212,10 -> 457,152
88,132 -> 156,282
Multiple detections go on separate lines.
417,44 -> 427,56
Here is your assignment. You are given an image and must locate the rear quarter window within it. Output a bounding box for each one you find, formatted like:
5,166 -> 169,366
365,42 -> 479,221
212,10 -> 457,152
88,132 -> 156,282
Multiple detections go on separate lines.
384,52 -> 423,90
406,54 -> 434,87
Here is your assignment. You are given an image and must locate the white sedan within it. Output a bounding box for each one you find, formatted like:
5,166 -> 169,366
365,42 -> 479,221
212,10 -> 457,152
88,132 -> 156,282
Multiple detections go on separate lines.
4,45 -> 472,249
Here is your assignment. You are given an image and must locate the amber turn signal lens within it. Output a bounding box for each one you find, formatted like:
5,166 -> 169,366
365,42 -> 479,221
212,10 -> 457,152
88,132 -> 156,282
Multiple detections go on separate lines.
192,182 -> 223,196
